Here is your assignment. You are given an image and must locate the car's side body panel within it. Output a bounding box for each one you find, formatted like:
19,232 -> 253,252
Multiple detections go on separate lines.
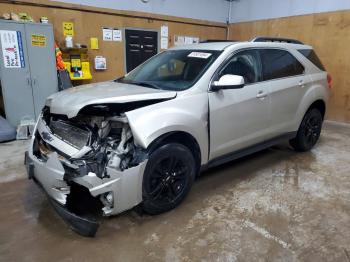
208,81 -> 272,160
294,72 -> 329,128
126,43 -> 330,166
126,92 -> 210,165
266,73 -> 314,137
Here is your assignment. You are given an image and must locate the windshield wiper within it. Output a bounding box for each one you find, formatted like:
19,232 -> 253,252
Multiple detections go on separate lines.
114,76 -> 125,83
114,78 -> 160,89
129,81 -> 160,89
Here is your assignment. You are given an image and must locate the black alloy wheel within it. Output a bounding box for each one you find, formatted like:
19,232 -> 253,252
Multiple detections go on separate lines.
304,113 -> 322,146
142,143 -> 196,215
290,108 -> 323,152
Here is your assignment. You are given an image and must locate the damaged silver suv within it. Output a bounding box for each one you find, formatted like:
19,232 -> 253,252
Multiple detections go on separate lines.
25,37 -> 331,236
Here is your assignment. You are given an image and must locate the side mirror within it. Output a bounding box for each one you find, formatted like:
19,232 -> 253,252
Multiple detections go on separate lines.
211,74 -> 245,91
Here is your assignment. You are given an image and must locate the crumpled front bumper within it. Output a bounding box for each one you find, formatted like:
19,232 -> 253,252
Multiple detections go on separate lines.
25,126 -> 148,236
25,151 -> 68,205
25,151 -> 99,237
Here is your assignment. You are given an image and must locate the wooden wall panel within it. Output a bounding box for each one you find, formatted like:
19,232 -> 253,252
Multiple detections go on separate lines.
230,10 -> 350,123
0,2 -> 226,83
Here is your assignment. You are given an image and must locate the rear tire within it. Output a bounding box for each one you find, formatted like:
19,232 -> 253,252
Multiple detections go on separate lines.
290,108 -> 323,152
142,143 -> 196,215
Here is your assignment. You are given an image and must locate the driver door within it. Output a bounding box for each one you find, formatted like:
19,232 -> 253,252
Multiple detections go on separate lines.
208,49 -> 272,160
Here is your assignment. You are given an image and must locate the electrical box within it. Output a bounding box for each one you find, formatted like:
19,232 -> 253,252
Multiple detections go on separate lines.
0,20 -> 58,127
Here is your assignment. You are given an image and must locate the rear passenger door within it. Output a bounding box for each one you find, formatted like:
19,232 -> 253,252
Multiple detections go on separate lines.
259,49 -> 309,136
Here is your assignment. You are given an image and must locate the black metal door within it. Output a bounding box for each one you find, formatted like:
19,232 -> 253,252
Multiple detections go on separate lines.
125,29 -> 158,73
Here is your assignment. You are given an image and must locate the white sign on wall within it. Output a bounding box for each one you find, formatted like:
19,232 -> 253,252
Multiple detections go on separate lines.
161,25 -> 168,38
161,37 -> 168,49
102,28 -> 113,41
0,30 -> 25,68
174,35 -> 199,46
95,56 -> 107,70
184,36 -> 193,45
113,29 -> 122,42
174,35 -> 185,46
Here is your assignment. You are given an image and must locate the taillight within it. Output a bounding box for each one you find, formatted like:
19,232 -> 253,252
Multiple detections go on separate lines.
327,74 -> 332,89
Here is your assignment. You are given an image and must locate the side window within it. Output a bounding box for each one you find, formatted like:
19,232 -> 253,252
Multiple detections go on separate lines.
260,49 -> 305,81
219,50 -> 262,84
298,49 -> 326,71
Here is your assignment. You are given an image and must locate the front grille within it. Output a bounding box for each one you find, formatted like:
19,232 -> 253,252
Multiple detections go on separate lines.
49,120 -> 91,149
33,132 -> 68,161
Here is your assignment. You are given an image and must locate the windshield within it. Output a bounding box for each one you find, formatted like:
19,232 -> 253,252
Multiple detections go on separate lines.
117,50 -> 222,91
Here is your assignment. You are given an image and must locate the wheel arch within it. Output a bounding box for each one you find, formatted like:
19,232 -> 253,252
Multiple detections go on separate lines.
306,99 -> 326,119
147,131 -> 202,175
295,89 -> 327,131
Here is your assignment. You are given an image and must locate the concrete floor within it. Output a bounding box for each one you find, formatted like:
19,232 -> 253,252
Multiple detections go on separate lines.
0,122 -> 350,262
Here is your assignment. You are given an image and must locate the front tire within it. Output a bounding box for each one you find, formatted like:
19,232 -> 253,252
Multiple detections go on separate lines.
290,108 -> 323,152
142,143 -> 196,215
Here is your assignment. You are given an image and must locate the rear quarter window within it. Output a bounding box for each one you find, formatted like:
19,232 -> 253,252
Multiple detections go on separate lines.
298,49 -> 326,71
260,49 -> 305,81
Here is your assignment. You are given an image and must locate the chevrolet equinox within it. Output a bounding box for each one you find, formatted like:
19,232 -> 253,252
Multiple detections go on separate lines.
25,37 -> 331,236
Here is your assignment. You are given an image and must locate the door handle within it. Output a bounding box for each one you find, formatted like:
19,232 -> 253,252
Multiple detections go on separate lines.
32,77 -> 37,87
256,90 -> 267,99
26,77 -> 32,87
299,80 -> 305,88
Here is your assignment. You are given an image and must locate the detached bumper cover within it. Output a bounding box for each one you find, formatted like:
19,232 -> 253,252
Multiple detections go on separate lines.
25,144 -> 148,236
49,198 -> 99,237
25,151 -> 99,237
25,150 -> 69,205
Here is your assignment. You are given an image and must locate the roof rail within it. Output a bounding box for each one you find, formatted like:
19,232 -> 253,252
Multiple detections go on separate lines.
251,37 -> 304,45
200,40 -> 237,43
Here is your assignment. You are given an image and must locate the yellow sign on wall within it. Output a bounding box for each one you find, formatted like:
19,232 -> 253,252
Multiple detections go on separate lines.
71,58 -> 81,68
63,22 -> 74,36
90,37 -> 99,50
31,34 -> 46,47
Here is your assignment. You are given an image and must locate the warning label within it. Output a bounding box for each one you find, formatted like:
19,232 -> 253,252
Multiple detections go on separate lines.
31,34 -> 46,47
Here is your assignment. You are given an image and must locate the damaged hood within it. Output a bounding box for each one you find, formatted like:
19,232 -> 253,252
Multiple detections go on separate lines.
46,81 -> 177,118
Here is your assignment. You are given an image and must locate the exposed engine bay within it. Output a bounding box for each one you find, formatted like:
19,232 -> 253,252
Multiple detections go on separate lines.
34,106 -> 147,179
28,106 -> 149,236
